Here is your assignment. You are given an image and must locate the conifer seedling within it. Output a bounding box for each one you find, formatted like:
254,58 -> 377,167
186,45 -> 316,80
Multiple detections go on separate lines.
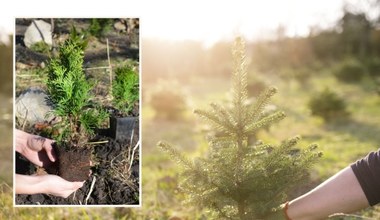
158,37 -> 321,219
112,65 -> 139,116
46,29 -> 108,181
46,29 -> 108,146
110,65 -> 139,141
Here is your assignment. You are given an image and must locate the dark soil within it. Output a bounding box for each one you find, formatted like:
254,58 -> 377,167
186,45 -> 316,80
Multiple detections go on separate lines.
15,121 -> 140,205
54,144 -> 92,182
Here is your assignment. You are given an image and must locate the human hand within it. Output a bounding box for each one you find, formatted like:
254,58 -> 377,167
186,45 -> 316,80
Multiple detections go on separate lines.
16,174 -> 84,198
40,175 -> 84,198
16,129 -> 56,167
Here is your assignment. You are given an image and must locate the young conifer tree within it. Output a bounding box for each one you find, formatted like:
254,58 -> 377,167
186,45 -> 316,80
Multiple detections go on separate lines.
158,37 -> 321,219
112,65 -> 139,115
46,30 -> 107,146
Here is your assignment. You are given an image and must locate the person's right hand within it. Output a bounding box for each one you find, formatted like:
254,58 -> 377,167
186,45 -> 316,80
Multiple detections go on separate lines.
39,175 -> 84,198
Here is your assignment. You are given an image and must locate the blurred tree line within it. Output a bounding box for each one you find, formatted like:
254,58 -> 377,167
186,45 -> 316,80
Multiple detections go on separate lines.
143,4 -> 380,83
253,8 -> 379,70
0,36 -> 13,96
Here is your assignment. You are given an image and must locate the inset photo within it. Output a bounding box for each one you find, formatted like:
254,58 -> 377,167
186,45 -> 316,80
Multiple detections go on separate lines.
14,18 -> 140,206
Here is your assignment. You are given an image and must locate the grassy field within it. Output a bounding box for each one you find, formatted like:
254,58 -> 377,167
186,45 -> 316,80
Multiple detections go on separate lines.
140,61 -> 380,219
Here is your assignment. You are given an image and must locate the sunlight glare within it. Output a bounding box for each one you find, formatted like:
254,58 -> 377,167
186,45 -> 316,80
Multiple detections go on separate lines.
143,0 -> 345,47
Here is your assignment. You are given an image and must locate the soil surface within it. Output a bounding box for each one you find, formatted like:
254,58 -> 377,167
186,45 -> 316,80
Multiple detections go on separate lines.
15,123 -> 140,205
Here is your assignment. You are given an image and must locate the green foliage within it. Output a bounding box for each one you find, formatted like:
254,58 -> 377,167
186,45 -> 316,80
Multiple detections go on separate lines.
0,39 -> 13,95
293,68 -> 312,84
46,31 -> 108,145
340,12 -> 371,57
112,65 -> 139,115
150,80 -> 187,120
29,41 -> 50,54
308,88 -> 349,121
89,18 -> 113,37
367,57 -> 380,78
334,58 -> 366,83
158,37 -> 321,219
68,26 -> 88,51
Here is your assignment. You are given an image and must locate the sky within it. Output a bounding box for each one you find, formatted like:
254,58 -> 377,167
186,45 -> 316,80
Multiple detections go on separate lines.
0,0 -> 374,46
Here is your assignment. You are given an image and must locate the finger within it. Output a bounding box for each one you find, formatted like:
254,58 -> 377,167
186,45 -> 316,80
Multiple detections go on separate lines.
44,140 -> 56,162
45,150 -> 55,162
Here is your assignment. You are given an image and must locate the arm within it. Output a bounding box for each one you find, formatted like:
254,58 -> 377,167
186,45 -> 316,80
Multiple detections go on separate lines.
287,166 -> 369,220
15,174 -> 84,198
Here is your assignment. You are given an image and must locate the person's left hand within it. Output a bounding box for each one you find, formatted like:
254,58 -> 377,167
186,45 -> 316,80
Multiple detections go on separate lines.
25,134 -> 55,167
16,129 -> 56,167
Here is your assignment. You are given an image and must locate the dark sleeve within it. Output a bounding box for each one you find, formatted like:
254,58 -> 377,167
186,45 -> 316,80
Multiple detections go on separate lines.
351,149 -> 380,206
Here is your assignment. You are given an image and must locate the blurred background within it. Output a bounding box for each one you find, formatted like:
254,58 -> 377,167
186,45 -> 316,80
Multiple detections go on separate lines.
0,25 -> 13,187
141,0 -> 380,219
2,0 -> 380,219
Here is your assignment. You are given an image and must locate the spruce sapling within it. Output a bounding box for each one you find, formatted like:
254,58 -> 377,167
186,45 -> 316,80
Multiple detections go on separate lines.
158,37 -> 321,219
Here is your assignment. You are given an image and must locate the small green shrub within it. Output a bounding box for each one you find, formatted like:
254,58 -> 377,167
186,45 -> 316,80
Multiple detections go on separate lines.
293,68 -> 312,84
149,80 -> 187,120
308,88 -> 349,121
367,57 -> 380,78
112,65 -> 139,115
46,31 -> 108,145
334,58 -> 366,82
88,18 -> 113,37
68,26 -> 88,51
29,41 -> 50,54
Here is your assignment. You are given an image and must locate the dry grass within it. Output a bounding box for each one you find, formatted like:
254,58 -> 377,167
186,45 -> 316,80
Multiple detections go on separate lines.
109,129 -> 140,192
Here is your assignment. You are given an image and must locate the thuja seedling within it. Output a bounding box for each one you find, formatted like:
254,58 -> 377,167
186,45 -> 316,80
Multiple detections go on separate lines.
112,65 -> 139,116
46,28 -> 108,146
109,65 -> 139,141
45,28 -> 108,182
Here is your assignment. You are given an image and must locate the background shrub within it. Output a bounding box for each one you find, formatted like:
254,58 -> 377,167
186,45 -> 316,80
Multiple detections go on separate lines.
149,80 -> 187,120
88,19 -> 113,37
247,75 -> 267,97
308,88 -> 349,121
367,57 -> 380,78
334,58 -> 366,82
29,41 -> 50,54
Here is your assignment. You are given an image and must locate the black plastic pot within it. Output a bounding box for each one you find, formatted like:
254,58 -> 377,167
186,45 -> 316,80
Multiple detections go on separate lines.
110,116 -> 136,141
